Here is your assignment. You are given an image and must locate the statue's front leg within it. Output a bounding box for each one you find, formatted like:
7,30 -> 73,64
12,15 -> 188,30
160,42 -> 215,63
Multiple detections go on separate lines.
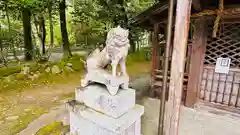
111,60 -> 118,77
120,57 -> 129,89
120,57 -> 128,76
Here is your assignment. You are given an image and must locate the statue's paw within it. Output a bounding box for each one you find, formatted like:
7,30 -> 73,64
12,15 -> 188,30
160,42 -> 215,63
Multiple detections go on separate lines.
121,83 -> 129,89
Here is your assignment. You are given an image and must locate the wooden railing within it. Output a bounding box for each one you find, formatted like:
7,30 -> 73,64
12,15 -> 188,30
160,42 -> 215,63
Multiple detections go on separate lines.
200,65 -> 240,107
152,69 -> 189,102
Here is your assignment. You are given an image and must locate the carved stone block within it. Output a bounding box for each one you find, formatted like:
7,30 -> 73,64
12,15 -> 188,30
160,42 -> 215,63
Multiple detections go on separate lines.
68,104 -> 144,135
75,84 -> 135,118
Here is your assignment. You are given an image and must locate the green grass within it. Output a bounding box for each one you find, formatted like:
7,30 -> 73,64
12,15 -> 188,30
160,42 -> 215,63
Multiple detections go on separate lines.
0,66 -> 22,79
12,108 -> 47,135
0,52 -> 151,94
0,71 -> 82,93
35,122 -> 69,135
0,107 -> 47,135
61,92 -> 75,99
0,52 -> 151,135
0,54 -> 85,93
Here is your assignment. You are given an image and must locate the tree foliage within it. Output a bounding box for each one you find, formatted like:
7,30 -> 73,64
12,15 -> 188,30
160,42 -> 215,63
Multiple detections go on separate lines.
71,0 -> 154,51
0,0 -> 155,62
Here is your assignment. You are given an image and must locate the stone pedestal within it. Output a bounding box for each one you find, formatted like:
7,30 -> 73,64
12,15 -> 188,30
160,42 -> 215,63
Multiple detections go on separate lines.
68,83 -> 144,135
75,85 -> 135,118
69,104 -> 143,135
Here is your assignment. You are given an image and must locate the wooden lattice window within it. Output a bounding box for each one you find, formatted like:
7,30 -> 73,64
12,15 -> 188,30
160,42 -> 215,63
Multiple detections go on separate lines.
204,21 -> 240,68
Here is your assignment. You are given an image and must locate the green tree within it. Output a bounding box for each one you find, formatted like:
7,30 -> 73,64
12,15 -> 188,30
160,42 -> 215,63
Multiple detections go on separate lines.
47,1 -> 55,47
22,6 -> 33,60
97,0 -> 155,52
8,0 -> 40,60
71,0 -> 109,48
59,0 -> 72,56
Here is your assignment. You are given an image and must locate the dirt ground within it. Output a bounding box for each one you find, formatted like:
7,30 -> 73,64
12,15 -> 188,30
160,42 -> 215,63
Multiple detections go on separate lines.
0,62 -> 151,135
1,61 -> 240,135
16,74 -> 240,135
0,84 -> 76,135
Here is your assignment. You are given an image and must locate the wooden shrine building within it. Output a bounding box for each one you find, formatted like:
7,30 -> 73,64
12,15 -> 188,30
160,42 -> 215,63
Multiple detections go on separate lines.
131,0 -> 240,112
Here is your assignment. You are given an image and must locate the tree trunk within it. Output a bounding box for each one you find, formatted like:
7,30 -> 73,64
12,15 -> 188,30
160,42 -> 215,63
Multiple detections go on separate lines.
32,27 -> 37,46
5,4 -> 19,61
59,0 -> 72,56
48,4 -> 54,47
0,25 -> 6,65
0,24 -> 2,52
33,16 -> 41,45
39,16 -> 46,54
129,32 -> 136,52
85,35 -> 88,46
22,7 -> 33,61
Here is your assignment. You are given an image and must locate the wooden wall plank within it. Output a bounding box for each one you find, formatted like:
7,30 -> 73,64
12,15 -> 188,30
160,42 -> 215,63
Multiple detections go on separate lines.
200,66 -> 240,108
186,17 -> 207,107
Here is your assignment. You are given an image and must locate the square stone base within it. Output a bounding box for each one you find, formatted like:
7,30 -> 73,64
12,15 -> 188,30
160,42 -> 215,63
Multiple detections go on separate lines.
69,104 -> 144,135
75,84 -> 135,118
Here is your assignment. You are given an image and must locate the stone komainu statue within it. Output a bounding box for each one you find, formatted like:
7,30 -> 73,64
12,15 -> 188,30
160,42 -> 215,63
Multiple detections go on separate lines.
81,26 -> 130,95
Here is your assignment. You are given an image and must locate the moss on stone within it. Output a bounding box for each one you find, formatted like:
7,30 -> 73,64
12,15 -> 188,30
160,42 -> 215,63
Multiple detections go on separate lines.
59,54 -> 84,71
15,73 -> 27,80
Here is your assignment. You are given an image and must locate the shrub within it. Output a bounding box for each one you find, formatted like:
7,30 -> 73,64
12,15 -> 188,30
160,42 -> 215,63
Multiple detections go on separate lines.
29,64 -> 42,72
15,73 -> 27,80
0,66 -> 21,79
59,54 -> 84,71
126,50 -> 148,65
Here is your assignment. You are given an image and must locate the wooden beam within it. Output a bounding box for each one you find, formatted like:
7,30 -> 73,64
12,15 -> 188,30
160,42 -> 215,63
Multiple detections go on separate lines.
186,17 -> 207,107
150,24 -> 159,97
164,0 -> 192,135
192,8 -> 240,18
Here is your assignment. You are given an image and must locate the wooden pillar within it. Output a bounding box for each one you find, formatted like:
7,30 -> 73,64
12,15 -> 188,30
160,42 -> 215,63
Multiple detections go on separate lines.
164,0 -> 192,135
150,24 -> 159,97
186,17 -> 207,107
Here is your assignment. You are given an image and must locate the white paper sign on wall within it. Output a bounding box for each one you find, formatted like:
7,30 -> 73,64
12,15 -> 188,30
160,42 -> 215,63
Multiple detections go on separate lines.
215,58 -> 231,74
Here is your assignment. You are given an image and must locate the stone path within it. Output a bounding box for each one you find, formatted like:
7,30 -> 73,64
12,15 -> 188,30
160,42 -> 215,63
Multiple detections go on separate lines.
17,105 -> 69,135
141,98 -> 240,135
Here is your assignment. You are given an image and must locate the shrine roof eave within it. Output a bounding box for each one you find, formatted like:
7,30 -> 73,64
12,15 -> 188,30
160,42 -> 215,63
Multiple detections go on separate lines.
130,0 -> 240,31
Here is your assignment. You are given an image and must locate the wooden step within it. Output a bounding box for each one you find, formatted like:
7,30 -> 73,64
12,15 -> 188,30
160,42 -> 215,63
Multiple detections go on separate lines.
153,81 -> 187,90
155,75 -> 188,82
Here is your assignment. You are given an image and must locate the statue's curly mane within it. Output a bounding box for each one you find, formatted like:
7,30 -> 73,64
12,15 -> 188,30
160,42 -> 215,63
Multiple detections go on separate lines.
105,26 -> 130,48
